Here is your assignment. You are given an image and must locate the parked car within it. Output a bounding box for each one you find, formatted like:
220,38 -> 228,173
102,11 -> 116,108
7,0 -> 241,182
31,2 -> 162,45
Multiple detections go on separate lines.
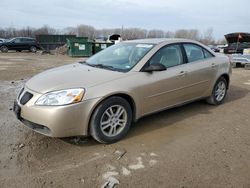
208,45 -> 220,53
0,37 -> 40,52
224,33 -> 250,54
224,42 -> 250,54
231,54 -> 250,68
13,38 -> 231,143
0,38 -> 6,43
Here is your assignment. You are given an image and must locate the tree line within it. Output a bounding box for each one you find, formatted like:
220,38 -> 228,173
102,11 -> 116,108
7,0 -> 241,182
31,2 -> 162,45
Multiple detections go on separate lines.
0,25 -> 226,45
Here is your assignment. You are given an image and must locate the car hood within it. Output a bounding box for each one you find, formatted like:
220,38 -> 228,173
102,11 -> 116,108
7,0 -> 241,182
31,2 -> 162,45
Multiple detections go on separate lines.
25,63 -> 128,93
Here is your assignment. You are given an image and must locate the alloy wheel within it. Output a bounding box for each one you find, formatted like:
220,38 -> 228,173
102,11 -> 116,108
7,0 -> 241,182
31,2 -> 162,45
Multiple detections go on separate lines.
100,105 -> 128,137
215,81 -> 226,102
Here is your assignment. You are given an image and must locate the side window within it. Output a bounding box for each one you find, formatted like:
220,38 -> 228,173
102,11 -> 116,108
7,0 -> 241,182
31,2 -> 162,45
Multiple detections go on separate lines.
149,44 -> 183,68
27,38 -> 35,42
14,38 -> 22,43
184,44 -> 205,63
21,38 -> 28,42
203,49 -> 214,58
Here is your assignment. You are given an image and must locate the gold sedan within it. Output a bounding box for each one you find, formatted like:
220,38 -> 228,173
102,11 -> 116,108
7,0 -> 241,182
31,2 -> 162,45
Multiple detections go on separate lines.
14,38 -> 231,143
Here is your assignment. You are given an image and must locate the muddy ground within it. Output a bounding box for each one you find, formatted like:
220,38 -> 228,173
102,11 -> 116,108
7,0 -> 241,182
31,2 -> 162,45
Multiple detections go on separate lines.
0,52 -> 250,188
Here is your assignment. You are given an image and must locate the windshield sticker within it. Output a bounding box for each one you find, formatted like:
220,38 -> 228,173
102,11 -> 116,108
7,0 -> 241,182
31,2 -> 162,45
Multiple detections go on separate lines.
136,44 -> 153,48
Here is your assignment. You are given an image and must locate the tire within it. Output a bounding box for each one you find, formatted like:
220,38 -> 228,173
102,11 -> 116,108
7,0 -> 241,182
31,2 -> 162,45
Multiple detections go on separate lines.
1,46 -> 8,53
206,77 -> 227,105
90,96 -> 132,144
30,46 -> 37,53
245,63 -> 250,70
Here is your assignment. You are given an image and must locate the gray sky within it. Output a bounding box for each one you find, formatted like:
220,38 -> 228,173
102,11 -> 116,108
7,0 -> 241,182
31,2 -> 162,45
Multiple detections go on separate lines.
1,0 -> 249,39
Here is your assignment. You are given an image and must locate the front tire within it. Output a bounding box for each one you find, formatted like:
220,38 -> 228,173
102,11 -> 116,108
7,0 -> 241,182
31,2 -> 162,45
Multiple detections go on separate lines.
90,97 -> 132,144
1,46 -> 8,52
206,77 -> 227,105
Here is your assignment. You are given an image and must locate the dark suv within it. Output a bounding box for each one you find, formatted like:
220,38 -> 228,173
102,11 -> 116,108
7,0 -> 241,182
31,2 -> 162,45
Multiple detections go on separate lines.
0,37 -> 40,53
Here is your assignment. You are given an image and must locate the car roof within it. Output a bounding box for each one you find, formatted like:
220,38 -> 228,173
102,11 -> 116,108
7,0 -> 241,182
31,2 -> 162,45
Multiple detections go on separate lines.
12,37 -> 35,39
123,38 -> 197,44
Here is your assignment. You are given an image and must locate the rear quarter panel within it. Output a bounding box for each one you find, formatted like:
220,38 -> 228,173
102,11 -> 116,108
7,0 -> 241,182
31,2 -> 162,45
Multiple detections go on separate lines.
213,54 -> 231,88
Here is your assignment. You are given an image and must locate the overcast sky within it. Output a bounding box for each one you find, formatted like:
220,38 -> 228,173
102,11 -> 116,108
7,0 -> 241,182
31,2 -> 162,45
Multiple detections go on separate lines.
0,0 -> 249,39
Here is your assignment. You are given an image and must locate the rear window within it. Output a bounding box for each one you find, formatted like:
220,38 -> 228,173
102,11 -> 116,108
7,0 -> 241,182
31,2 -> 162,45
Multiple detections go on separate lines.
183,44 -> 205,62
203,49 -> 214,58
184,43 -> 214,62
21,38 -> 35,42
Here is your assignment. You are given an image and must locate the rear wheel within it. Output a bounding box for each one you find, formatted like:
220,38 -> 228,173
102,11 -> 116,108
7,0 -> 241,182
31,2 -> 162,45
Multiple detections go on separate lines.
90,97 -> 132,144
206,77 -> 227,105
1,46 -> 8,52
30,46 -> 37,53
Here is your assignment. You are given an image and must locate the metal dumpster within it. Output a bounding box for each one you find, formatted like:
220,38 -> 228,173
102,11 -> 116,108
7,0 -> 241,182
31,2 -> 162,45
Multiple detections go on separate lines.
93,42 -> 114,54
67,37 -> 93,57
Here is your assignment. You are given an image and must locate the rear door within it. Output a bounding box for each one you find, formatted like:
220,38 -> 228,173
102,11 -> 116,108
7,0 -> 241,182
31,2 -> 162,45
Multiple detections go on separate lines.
21,38 -> 31,50
182,43 -> 218,99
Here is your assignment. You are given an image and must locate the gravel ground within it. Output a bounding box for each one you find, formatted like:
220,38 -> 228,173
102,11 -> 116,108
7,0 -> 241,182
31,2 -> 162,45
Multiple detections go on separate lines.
0,52 -> 250,188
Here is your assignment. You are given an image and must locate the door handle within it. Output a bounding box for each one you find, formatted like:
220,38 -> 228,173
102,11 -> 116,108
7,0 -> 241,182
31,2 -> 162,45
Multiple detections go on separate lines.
211,63 -> 216,68
179,71 -> 187,77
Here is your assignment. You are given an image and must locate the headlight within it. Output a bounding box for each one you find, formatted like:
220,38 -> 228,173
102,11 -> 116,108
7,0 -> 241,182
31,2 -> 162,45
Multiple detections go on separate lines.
35,88 -> 85,106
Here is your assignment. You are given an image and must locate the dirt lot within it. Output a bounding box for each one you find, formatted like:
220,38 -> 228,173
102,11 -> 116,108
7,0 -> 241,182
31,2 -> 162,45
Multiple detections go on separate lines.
0,52 -> 250,188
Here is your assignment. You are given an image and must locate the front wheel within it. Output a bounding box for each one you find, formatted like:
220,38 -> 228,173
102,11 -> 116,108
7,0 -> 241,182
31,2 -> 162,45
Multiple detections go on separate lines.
1,46 -> 8,52
90,97 -> 132,144
206,77 -> 227,105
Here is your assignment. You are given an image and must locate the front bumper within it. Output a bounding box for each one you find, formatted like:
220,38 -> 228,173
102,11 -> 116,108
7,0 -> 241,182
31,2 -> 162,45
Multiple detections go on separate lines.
14,87 -> 100,137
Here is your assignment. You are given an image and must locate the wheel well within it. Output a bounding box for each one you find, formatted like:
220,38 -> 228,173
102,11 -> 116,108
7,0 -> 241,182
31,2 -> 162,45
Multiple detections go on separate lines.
220,74 -> 230,89
87,93 -> 136,134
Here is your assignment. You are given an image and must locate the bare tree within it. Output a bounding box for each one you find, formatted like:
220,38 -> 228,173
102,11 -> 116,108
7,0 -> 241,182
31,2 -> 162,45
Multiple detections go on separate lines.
63,27 -> 77,35
164,31 -> 175,38
147,29 -> 165,38
175,29 -> 200,40
0,25 -> 221,45
76,24 -> 96,39
200,28 -> 215,45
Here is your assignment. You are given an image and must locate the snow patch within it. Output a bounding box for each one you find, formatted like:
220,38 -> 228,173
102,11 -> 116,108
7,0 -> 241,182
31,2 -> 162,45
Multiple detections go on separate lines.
122,167 -> 131,176
150,152 -> 158,157
102,171 -> 119,180
128,157 -> 144,170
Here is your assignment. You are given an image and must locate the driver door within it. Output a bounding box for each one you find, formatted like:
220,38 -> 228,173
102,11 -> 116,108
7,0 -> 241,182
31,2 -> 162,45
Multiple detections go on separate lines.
139,44 -> 190,115
10,38 -> 25,50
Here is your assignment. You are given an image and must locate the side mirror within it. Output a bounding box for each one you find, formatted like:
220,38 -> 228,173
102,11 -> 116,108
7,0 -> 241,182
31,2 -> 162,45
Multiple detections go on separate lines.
143,63 -> 166,72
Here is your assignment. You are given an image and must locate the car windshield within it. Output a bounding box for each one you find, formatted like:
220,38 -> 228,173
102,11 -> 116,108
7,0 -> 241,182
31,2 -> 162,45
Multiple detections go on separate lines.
83,43 -> 155,72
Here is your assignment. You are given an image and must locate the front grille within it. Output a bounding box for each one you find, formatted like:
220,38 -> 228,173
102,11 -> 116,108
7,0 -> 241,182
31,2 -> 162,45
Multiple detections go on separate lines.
20,92 -> 33,105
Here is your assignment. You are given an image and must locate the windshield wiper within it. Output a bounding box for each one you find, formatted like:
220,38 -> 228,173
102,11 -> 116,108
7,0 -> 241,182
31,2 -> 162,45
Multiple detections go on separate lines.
85,63 -> 115,70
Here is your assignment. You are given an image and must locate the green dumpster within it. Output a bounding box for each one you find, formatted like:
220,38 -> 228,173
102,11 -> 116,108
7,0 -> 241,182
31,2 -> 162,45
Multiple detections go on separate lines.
67,37 -> 93,57
93,42 -> 114,54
